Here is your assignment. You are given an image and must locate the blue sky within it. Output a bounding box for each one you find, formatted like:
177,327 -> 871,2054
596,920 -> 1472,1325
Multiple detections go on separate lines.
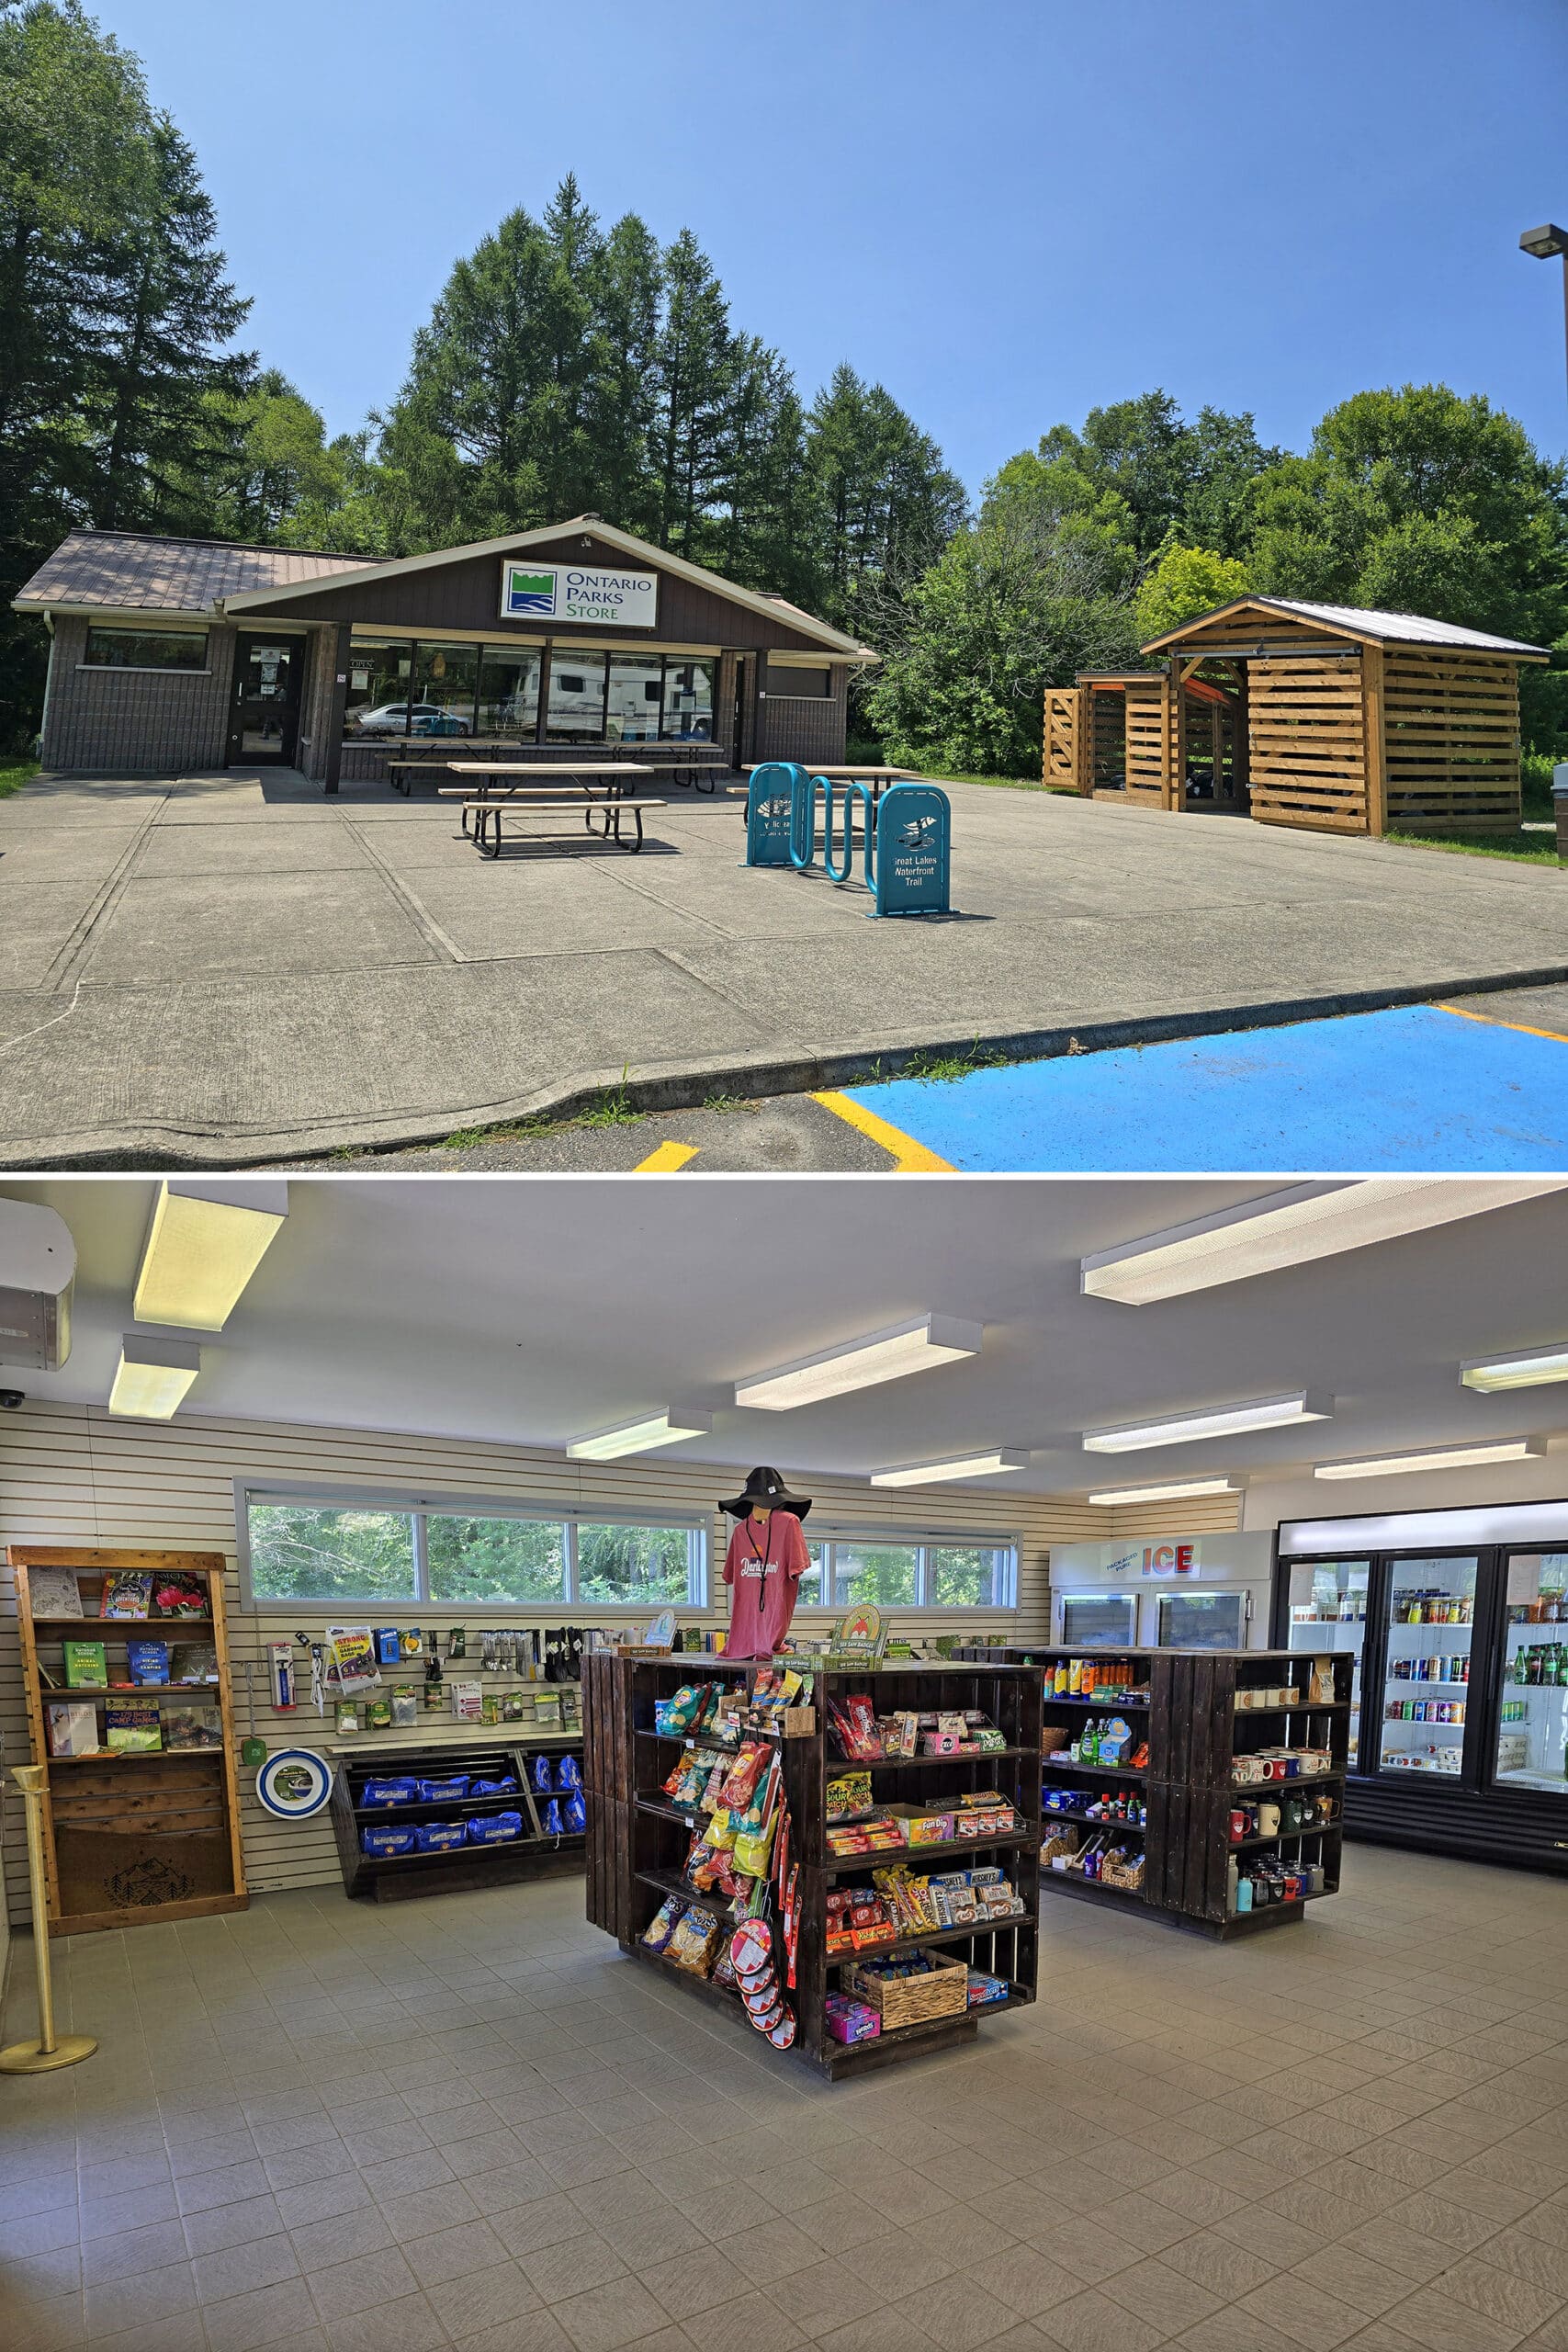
100,0 -> 1567,496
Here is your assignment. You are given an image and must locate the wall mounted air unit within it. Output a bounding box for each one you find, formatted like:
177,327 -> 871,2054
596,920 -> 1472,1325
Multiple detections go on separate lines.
0,1201 -> 74,1369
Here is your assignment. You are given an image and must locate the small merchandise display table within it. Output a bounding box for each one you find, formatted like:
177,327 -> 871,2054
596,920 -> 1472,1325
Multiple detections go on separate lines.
582,1652 -> 1041,2078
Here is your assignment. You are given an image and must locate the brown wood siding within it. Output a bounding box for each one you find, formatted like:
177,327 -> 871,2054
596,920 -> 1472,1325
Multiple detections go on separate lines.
754,665 -> 849,764
1381,652 -> 1524,834
1247,653 -> 1368,832
1043,687 -> 1085,792
254,531 -> 836,655
1122,676 -> 1170,805
41,615 -> 239,774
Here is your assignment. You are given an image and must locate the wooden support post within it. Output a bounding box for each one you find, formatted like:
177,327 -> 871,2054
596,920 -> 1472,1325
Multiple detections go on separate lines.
322,624 -> 353,796
1361,644 -> 1387,837
1167,660 -> 1185,810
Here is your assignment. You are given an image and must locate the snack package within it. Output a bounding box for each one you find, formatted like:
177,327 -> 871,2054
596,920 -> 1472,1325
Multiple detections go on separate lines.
655,1684 -> 711,1737
413,1821 -> 466,1853
826,1770 -> 874,1824
361,1824 -> 418,1857
361,1776 -> 418,1807
717,1739 -> 770,1813
416,1773 -> 470,1803
666,1905 -> 722,1975
640,1894 -> 683,1954
467,1812 -> 524,1845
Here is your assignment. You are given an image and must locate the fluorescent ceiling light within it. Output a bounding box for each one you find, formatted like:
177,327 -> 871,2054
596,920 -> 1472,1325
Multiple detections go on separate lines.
736,1315 -> 984,1410
870,1448 -> 1027,1487
109,1336 -> 201,1420
1461,1343 -> 1568,1393
1081,1178 -> 1566,1305
133,1180 -> 288,1331
567,1408 -> 714,1463
1083,1391 -> 1332,1453
1314,1438 -> 1547,1481
1088,1476 -> 1239,1507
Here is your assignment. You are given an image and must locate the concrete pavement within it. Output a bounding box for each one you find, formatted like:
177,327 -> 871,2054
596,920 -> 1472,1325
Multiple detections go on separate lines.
2,765 -> 1566,1168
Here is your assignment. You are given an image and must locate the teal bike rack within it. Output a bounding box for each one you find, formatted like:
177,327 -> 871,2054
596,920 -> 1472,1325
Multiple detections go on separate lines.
744,767 -> 951,917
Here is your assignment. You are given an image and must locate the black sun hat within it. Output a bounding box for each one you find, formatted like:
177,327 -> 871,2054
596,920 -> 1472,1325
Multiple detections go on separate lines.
720,1465 -> 812,1522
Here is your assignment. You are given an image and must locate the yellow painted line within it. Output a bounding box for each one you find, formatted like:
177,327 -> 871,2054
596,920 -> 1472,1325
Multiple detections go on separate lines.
811,1091 -> 956,1172
1436,1002 -> 1568,1047
635,1141 -> 699,1172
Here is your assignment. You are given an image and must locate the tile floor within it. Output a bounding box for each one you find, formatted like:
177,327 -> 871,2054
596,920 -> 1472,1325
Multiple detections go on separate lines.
2,1844 -> 1566,2352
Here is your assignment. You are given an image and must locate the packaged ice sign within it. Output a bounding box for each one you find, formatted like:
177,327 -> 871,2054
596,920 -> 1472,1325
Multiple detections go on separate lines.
500,560 -> 658,627
873,786 -> 950,918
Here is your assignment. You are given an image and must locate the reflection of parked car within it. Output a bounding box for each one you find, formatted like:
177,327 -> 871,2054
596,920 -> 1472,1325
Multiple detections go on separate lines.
352,701 -> 471,738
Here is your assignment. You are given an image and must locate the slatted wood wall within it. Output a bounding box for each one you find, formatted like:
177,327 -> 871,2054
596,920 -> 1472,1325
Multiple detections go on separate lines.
1382,653 -> 1523,834
1090,686 -> 1127,792
1247,652 -> 1368,832
0,1402 -> 1115,1924
1043,688 -> 1085,792
1122,676 -> 1172,805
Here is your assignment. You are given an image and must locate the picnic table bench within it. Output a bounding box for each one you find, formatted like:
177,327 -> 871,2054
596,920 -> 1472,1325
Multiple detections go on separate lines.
438,762 -> 661,857
385,740 -> 729,797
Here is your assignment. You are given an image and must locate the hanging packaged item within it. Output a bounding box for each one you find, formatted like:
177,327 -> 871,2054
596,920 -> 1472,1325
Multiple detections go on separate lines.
374,1628 -> 402,1668
390,1686 -> 418,1727
267,1639 -> 296,1711
654,1683 -> 711,1737
562,1791 -> 586,1833
325,1626 -> 380,1696
541,1796 -> 564,1836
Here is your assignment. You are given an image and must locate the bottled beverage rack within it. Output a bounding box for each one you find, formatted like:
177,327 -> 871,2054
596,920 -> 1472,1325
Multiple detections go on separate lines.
581,1653 -> 1042,2078
961,1645 -> 1352,1938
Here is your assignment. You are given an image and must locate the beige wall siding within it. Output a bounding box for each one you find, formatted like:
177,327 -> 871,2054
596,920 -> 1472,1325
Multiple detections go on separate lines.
0,1402 -> 1108,1923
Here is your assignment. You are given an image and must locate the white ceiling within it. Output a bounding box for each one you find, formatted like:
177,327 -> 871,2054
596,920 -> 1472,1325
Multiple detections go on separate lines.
4,1177 -> 1567,1498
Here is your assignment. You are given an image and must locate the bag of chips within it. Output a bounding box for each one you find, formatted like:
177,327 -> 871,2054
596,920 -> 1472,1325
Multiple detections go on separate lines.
666,1905 -> 721,1975
640,1894 -> 682,1954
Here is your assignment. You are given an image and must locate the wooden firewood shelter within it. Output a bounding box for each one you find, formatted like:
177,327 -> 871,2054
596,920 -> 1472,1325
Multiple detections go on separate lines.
1043,598 -> 1548,838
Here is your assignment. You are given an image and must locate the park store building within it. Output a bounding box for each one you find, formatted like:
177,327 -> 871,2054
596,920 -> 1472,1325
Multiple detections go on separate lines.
15,516 -> 872,785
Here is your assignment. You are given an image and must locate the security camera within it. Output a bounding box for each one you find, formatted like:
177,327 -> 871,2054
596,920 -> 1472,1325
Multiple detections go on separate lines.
0,1389 -> 25,1410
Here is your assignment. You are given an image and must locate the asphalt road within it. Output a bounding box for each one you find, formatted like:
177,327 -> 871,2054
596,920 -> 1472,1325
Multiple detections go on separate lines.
275,984 -> 1568,1176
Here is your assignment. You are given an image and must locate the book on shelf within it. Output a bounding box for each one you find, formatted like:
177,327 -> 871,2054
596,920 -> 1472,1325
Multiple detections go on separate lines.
165,1704 -> 223,1751
169,1641 -> 219,1685
105,1702 -> 162,1753
46,1701 -> 100,1757
127,1638 -> 171,1686
99,1570 -> 154,1618
27,1566 -> 85,1617
63,1639 -> 108,1689
152,1572 -> 209,1618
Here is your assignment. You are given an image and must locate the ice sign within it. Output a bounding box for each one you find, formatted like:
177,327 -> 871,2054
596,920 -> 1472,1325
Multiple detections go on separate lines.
874,785 -> 950,917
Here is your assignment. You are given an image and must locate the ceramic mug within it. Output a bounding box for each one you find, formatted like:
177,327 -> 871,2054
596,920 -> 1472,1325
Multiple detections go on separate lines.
1257,1801 -> 1280,1835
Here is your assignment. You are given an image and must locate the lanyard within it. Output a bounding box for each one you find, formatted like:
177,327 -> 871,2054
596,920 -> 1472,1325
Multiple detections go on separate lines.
741,1514 -> 776,1574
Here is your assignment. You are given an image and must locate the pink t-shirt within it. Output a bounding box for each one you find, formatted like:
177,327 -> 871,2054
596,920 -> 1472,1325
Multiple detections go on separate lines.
722,1511 -> 810,1660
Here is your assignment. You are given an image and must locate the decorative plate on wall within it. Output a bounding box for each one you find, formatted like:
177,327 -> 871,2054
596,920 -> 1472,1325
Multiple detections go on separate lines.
254,1749 -> 333,1819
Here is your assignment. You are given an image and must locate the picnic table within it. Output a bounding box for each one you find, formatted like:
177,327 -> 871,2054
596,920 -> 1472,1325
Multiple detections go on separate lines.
743,763 -> 926,824
438,761 -> 660,857
629,741 -> 730,792
385,739 -> 730,797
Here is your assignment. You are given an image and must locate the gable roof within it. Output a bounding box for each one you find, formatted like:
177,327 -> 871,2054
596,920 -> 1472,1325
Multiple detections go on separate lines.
1140,595 -> 1549,660
14,529 -> 367,616
220,514 -> 873,658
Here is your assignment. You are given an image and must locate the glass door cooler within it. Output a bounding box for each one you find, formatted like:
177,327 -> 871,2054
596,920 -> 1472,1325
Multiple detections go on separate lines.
1054,1590 -> 1138,1647
1152,1587 -> 1251,1651
1273,1513 -> 1568,1872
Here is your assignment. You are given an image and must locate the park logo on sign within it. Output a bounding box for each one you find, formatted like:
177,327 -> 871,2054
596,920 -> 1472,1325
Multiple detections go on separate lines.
500,560 -> 659,628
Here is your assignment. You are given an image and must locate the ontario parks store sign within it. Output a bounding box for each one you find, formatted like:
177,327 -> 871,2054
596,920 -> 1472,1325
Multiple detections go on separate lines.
501,560 -> 659,627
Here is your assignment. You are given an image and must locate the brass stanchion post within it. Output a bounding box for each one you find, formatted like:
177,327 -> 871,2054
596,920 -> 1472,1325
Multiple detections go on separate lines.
0,1764 -> 96,2073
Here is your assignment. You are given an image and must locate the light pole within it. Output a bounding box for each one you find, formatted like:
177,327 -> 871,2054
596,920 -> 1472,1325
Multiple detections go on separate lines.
1519,223 -> 1568,404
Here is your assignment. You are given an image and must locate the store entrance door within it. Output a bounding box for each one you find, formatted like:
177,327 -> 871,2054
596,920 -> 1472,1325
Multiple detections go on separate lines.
228,634 -> 303,766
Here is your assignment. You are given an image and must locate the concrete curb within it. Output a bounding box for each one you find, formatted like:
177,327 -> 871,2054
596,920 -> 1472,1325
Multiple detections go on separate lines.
8,962 -> 1568,1170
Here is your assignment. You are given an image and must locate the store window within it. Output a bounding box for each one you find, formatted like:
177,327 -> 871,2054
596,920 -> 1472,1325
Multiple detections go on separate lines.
546,651 -> 609,741
411,641 -> 480,736
792,1537 -> 1015,1612
247,1502 -> 417,1600
83,627 -> 209,671
663,659 -> 715,740
241,1489 -> 705,1608
344,639 -> 415,739
606,654 -> 666,742
774,666 -> 830,699
576,1523 -> 694,1605
425,1514 -> 566,1603
478,646 -> 540,739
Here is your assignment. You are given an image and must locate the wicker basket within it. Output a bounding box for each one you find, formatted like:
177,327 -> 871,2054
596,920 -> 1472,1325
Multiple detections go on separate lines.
1100,1853 -> 1145,1893
1041,1828 -> 1083,1867
842,1948 -> 968,2030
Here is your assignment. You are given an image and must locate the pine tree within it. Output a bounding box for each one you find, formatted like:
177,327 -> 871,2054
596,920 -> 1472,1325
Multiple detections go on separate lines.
79,114 -> 252,530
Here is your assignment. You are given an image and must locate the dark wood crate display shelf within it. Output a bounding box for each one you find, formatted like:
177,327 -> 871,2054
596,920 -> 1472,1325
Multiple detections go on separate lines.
582,1652 -> 1042,2080
330,1731 -> 585,1903
7,1544 -> 247,1938
960,1645 -> 1351,1939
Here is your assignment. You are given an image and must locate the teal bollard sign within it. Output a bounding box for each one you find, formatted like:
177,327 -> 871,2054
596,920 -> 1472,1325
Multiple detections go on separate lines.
874,785 -> 951,916
744,763 -> 804,865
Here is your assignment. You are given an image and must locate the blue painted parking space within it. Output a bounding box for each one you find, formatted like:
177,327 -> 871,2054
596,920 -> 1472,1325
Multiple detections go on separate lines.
841,1004 -> 1568,1171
